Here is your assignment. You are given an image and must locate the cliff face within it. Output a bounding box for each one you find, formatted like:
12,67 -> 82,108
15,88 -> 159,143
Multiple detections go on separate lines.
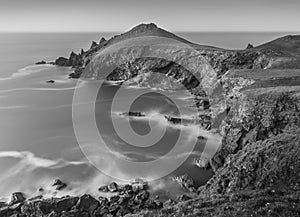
208,85 -> 300,189
32,24 -> 300,216
210,69 -> 300,169
122,69 -> 300,217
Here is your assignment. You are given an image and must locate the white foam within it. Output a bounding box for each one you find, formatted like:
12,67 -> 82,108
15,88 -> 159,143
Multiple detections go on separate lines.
0,64 -> 56,81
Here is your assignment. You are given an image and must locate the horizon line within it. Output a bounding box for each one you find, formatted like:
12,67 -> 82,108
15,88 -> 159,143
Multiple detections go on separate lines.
1,30 -> 300,34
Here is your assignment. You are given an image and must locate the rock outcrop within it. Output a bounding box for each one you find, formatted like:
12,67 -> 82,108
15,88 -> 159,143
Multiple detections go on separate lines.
46,80 -> 55,83
246,43 -> 254,49
35,60 -> 46,65
173,174 -> 197,192
0,181 -> 163,217
54,52 -> 83,67
52,179 -> 67,191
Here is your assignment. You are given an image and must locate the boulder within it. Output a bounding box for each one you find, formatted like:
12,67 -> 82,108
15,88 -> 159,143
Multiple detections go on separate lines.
134,190 -> 149,202
52,179 -> 67,191
69,67 -> 84,79
9,192 -> 26,206
98,196 -> 109,206
173,174 -> 197,192
76,194 -> 99,212
109,195 -> 120,204
131,179 -> 148,192
118,184 -> 133,193
36,201 -> 53,215
194,157 -> 211,170
54,196 -> 78,213
28,195 -> 43,201
108,182 -> 118,192
46,80 -> 55,83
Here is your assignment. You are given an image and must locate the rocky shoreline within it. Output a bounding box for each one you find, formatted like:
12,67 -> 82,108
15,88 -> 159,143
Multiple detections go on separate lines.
0,179 -> 170,217
22,23 -> 300,216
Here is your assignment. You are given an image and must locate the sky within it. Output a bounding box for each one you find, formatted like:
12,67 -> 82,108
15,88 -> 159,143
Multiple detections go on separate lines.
0,0 -> 300,32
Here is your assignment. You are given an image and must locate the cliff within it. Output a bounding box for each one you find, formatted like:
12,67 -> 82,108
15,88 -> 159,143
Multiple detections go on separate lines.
124,69 -> 300,216
26,24 -> 300,216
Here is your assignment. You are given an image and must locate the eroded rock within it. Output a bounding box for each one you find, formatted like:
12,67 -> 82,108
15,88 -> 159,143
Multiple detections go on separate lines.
9,192 -> 26,206
52,179 -> 67,191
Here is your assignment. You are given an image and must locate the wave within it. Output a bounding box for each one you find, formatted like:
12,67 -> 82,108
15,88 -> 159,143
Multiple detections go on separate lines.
0,105 -> 28,110
0,64 -> 56,81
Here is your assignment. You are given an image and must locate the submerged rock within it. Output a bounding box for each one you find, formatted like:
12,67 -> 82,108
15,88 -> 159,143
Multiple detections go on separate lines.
98,185 -> 109,192
125,111 -> 146,117
46,80 -> 55,83
35,60 -> 46,64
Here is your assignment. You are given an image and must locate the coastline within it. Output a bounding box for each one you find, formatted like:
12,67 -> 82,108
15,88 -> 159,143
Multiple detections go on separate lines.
0,24 -> 299,216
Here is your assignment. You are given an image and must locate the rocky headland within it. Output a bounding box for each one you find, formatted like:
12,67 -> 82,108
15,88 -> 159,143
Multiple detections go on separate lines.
15,23 -> 300,216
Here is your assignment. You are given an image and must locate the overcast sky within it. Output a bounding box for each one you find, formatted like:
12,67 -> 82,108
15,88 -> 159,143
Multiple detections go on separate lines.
0,0 -> 299,32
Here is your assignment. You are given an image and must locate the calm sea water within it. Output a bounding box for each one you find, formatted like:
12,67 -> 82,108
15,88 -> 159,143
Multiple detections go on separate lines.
0,32 -> 296,199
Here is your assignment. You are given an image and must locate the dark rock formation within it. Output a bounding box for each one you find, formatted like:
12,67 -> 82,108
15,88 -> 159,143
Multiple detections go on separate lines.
246,43 -> 254,49
194,157 -> 211,170
76,194 -> 99,212
108,182 -> 118,192
99,37 -> 106,45
68,51 -> 82,67
52,179 -> 67,191
210,69 -> 300,172
9,192 -> 26,205
0,181 -> 163,216
124,111 -> 146,117
54,57 -> 69,66
54,196 -> 78,213
90,41 -> 98,49
46,80 -> 55,83
54,51 -> 83,67
35,60 -> 46,65
173,174 -> 197,192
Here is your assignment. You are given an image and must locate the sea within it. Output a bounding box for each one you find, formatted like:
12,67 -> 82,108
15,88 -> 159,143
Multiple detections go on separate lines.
0,31 -> 297,199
